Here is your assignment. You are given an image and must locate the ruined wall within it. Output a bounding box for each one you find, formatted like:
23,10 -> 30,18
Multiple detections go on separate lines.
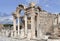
38,11 -> 54,35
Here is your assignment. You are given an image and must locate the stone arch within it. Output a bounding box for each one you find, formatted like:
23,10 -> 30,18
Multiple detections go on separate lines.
16,4 -> 25,29
12,4 -> 25,36
16,4 -> 24,14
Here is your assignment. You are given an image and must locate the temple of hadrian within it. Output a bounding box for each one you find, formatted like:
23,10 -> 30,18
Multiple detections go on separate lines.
0,2 -> 60,40
11,2 -> 60,39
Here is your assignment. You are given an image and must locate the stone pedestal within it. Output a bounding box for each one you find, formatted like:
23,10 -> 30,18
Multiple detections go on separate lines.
5,30 -> 8,36
20,29 -> 24,38
2,30 -> 5,36
11,30 -> 14,37
27,29 -> 31,40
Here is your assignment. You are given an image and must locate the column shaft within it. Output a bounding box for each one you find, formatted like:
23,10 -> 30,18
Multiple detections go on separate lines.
30,8 -> 35,39
18,17 -> 20,35
13,17 -> 16,37
25,15 -> 28,37
37,12 -> 44,39
37,13 -> 40,38
31,15 -> 35,38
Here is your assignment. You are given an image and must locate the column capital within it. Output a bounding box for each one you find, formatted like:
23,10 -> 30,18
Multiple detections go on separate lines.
12,14 -> 17,19
17,14 -> 20,18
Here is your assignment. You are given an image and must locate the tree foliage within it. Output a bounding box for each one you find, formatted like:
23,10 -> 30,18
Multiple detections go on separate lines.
3,24 -> 13,27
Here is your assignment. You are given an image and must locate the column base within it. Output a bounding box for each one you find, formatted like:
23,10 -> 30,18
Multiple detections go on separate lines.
30,36 -> 36,40
24,34 -> 27,38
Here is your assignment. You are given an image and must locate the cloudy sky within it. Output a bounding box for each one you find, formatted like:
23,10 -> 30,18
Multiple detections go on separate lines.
0,0 -> 60,24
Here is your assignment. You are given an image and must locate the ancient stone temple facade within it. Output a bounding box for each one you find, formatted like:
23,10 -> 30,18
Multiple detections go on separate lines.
11,2 -> 60,40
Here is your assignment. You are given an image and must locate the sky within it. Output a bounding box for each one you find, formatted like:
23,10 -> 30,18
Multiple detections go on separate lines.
0,0 -> 60,24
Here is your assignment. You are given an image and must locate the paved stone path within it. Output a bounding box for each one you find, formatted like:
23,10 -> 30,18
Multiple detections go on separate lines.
0,36 -> 60,41
0,36 -> 37,41
0,36 -> 19,41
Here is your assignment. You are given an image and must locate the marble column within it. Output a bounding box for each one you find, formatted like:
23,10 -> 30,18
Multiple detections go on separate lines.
37,13 -> 39,38
11,30 -> 14,37
31,14 -> 35,38
17,14 -> 20,36
13,16 -> 16,37
37,12 -> 44,39
24,15 -> 28,37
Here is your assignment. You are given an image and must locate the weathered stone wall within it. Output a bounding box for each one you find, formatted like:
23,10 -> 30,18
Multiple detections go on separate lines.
38,11 -> 54,35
